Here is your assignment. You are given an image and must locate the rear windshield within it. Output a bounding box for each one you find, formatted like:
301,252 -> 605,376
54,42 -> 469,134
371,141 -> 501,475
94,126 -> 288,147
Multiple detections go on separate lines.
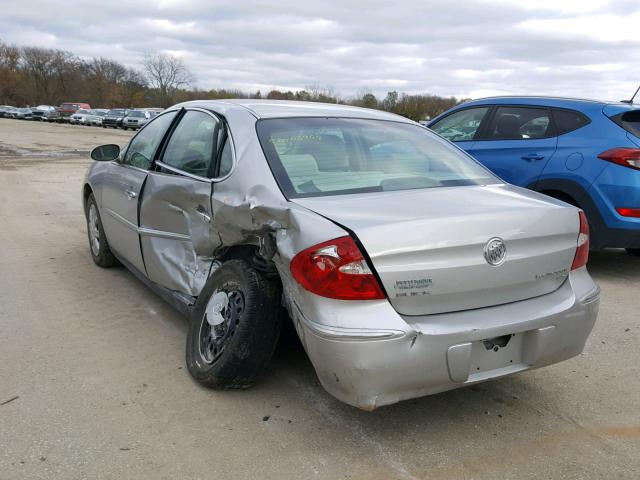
612,110 -> 640,138
257,118 -> 498,198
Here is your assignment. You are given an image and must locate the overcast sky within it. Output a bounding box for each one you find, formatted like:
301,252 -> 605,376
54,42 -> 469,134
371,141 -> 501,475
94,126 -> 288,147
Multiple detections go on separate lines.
1,0 -> 639,100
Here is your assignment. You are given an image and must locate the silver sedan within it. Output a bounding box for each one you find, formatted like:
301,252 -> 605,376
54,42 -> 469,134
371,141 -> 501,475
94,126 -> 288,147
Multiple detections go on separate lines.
82,100 -> 599,409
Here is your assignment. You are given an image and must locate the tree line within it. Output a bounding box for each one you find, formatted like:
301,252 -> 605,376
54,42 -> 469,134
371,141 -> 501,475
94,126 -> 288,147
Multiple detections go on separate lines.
0,40 -> 465,121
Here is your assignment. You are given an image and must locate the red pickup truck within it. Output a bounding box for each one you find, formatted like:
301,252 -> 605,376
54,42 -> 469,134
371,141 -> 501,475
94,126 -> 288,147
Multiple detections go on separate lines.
53,102 -> 91,122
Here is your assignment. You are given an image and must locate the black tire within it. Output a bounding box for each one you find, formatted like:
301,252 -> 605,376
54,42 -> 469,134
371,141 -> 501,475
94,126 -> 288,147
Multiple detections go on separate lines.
85,193 -> 118,268
626,248 -> 640,256
186,259 -> 282,389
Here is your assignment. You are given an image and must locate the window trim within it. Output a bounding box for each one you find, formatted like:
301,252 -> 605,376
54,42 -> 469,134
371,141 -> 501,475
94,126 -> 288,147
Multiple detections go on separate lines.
473,104 -> 558,141
154,107 -> 237,183
429,105 -> 493,143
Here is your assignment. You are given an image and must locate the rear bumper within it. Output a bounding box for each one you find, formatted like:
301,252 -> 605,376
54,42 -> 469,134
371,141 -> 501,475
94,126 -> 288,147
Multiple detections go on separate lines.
589,164 -> 640,248
294,268 -> 599,410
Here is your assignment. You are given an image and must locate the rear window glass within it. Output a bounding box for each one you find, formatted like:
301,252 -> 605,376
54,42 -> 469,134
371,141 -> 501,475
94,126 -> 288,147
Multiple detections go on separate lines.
257,118 -> 498,198
552,109 -> 590,135
612,110 -> 640,138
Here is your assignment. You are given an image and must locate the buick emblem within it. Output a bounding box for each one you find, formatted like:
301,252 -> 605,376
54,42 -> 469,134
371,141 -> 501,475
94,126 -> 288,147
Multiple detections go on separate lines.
483,238 -> 507,266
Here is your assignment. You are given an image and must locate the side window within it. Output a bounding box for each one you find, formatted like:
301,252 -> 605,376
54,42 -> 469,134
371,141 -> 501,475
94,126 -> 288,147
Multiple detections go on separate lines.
218,137 -> 233,177
430,107 -> 489,142
161,111 -> 219,177
552,108 -> 590,135
487,107 -> 552,140
122,111 -> 177,169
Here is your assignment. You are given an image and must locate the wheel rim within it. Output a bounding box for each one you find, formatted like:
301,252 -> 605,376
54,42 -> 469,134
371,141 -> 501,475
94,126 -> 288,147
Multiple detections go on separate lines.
88,204 -> 100,256
198,288 -> 245,364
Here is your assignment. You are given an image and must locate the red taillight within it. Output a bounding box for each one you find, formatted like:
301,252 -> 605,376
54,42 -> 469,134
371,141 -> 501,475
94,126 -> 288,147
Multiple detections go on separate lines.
571,211 -> 589,270
290,236 -> 386,300
597,148 -> 640,171
616,207 -> 640,218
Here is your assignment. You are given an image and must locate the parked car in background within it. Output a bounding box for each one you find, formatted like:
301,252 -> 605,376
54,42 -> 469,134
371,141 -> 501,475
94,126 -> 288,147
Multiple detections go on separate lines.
70,109 -> 95,125
31,105 -> 57,121
102,108 -> 128,128
56,102 -> 91,122
0,106 -> 19,118
14,107 -> 33,120
82,100 -> 599,410
429,96 -> 640,254
122,109 -> 156,130
88,109 -> 109,126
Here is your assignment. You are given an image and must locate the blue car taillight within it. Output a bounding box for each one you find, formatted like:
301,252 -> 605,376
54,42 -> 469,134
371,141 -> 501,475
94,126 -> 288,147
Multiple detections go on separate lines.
597,148 -> 640,171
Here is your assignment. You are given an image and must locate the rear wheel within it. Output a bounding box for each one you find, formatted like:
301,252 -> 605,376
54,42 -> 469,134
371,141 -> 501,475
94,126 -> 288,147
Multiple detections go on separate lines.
186,259 -> 282,389
626,248 -> 640,256
85,193 -> 118,268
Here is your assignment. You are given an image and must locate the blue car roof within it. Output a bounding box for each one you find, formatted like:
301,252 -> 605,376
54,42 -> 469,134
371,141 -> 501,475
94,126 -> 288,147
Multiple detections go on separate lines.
429,96 -> 640,124
459,96 -> 613,108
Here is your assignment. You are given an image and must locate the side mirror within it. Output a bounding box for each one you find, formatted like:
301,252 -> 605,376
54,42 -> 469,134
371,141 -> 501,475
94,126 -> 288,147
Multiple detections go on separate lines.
91,144 -> 120,162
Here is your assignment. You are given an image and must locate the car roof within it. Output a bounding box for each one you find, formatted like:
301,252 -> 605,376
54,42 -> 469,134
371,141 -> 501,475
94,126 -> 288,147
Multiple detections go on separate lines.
457,96 -> 630,109
173,99 -> 413,122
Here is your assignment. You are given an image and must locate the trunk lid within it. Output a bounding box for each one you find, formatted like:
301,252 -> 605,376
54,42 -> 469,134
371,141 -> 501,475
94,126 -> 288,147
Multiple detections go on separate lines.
294,185 -> 579,315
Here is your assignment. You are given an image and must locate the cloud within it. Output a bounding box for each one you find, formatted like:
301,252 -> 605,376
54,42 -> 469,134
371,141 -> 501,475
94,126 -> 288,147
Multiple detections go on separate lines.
0,0 -> 639,100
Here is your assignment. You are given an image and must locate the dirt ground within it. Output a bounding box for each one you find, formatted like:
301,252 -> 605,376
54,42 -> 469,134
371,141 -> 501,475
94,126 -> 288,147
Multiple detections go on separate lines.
0,118 -> 639,480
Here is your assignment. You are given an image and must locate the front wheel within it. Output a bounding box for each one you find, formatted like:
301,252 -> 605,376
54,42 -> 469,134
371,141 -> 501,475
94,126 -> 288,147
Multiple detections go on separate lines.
626,248 -> 640,256
85,193 -> 118,267
186,259 -> 282,389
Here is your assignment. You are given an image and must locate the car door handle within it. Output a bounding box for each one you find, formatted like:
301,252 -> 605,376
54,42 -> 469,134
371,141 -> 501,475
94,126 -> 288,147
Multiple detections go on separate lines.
521,154 -> 545,162
125,189 -> 137,199
196,205 -> 211,223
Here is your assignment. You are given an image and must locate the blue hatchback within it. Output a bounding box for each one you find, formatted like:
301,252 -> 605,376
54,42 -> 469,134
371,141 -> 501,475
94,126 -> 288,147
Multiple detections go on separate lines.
428,97 -> 640,253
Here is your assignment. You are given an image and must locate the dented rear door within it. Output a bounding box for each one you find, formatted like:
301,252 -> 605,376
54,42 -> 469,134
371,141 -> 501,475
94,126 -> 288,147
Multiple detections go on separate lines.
139,171 -> 214,296
138,109 -> 222,296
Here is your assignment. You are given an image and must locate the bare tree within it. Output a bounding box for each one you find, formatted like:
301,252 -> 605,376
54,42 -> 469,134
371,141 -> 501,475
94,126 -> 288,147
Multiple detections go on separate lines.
0,41 -> 21,104
142,53 -> 194,107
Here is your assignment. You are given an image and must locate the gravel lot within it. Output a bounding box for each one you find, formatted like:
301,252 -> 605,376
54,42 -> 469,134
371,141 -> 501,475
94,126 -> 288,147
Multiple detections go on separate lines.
1,118 -> 638,480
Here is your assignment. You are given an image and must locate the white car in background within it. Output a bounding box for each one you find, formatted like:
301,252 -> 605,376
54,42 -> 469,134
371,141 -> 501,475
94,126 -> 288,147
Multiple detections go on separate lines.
88,109 -> 109,127
70,109 -> 95,125
122,109 -> 156,130
31,105 -> 57,121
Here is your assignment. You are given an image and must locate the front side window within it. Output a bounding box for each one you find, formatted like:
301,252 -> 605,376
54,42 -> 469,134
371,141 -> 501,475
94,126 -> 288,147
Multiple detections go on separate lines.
487,107 -> 553,140
257,117 -> 498,198
430,107 -> 489,142
121,111 -> 177,169
161,110 -> 219,177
